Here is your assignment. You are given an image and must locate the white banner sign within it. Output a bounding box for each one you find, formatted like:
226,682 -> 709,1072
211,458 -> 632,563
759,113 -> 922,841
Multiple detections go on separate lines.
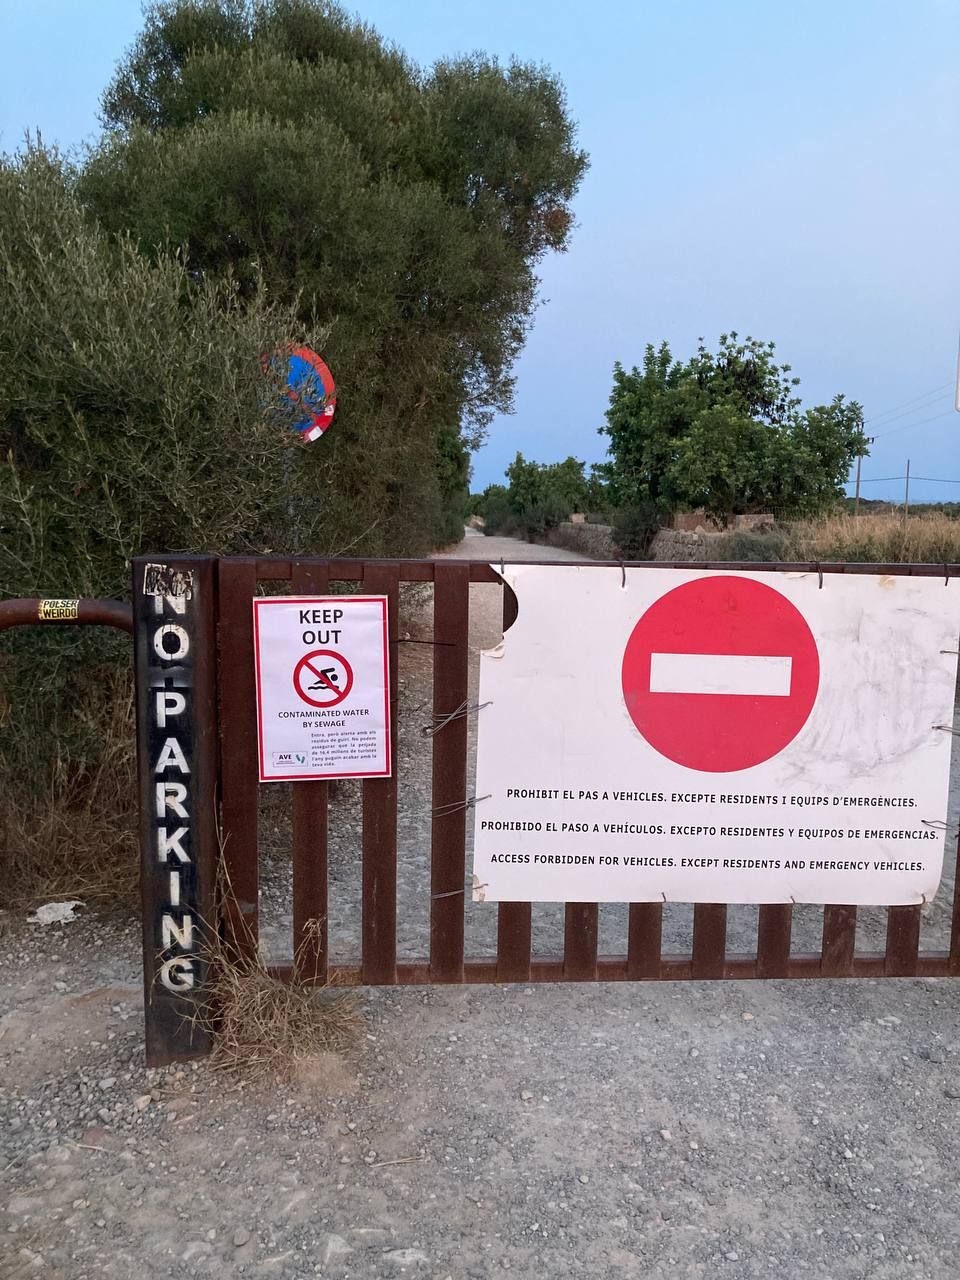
473,567 -> 960,906
254,596 -> 390,782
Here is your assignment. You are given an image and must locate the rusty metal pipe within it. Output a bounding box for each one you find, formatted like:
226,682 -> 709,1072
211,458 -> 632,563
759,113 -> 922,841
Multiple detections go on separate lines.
0,597 -> 133,634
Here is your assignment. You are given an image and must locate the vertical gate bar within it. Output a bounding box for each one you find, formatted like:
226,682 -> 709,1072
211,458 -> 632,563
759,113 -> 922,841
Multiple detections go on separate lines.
496,572 -> 532,982
291,560 -> 330,983
691,904 -> 727,979
757,904 -> 793,978
430,562 -> 471,981
563,904 -> 599,980
497,905 -> 533,982
884,905 -> 921,977
821,905 -> 857,976
217,557 -> 260,959
361,562 -> 400,984
949,825 -> 960,976
627,903 -> 663,979
133,555 -> 217,1066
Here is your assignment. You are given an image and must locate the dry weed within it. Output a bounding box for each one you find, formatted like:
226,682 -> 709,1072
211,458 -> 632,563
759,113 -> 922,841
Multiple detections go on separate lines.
793,513 -> 960,564
186,864 -> 362,1079
0,668 -> 138,910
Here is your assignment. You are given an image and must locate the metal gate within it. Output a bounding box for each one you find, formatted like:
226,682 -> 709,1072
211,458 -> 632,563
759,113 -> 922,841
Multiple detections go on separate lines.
131,555 -> 960,1065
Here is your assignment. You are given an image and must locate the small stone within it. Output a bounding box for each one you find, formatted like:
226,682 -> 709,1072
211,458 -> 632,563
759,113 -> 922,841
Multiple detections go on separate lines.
726,1252 -> 740,1262
233,1227 -> 251,1248
578,1174 -> 589,1184
98,1077 -> 116,1091
383,1248 -> 429,1266
741,1013 -> 754,1022
843,1149 -> 854,1160
660,1129 -> 672,1142
134,1095 -> 151,1112
946,1085 -> 960,1100
520,1091 -> 534,1102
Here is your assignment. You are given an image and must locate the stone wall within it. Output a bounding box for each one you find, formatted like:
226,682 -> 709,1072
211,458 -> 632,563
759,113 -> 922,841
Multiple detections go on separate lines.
534,521 -> 730,561
543,521 -> 617,558
649,528 -> 725,561
528,520 -> 749,562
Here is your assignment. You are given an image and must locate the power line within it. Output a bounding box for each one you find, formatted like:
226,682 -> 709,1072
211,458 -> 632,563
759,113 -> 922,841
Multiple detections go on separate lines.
871,408 -> 956,440
865,380 -> 953,426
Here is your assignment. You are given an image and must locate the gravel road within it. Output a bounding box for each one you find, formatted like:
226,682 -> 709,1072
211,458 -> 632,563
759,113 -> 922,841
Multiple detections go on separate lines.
3,530 -> 960,1280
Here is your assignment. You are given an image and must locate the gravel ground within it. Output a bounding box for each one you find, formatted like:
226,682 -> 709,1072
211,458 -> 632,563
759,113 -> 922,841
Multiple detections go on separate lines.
3,530 -> 960,1280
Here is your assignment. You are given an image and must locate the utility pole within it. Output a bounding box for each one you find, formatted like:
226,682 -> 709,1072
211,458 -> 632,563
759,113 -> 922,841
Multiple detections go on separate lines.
853,436 -> 875,516
903,458 -> 911,523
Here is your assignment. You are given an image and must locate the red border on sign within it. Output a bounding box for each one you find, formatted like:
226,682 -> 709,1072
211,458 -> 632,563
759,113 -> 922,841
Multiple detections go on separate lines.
252,596 -> 391,782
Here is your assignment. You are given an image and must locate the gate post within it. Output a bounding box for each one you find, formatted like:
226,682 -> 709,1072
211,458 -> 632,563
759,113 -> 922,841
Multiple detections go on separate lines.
132,556 -> 219,1066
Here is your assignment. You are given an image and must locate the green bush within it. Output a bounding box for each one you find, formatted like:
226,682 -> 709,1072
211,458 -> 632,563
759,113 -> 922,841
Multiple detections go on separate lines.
612,503 -> 663,559
708,528 -> 796,562
0,148 -> 314,903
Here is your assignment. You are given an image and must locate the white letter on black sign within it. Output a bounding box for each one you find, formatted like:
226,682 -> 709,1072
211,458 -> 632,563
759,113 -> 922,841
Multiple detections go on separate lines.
155,738 -> 190,774
156,690 -> 186,727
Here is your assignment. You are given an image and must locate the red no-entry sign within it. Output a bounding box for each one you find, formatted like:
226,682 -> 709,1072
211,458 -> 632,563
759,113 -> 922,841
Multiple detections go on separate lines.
621,575 -> 820,772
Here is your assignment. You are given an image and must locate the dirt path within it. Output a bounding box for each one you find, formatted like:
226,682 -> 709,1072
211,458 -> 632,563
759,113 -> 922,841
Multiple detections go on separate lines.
3,531 -> 960,1279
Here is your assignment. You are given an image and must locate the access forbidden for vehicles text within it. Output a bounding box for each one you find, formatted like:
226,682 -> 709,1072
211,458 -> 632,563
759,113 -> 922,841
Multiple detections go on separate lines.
253,596 -> 390,781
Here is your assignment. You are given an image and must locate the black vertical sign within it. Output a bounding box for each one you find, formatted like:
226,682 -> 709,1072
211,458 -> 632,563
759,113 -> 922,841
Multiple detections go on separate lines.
133,556 -> 218,1066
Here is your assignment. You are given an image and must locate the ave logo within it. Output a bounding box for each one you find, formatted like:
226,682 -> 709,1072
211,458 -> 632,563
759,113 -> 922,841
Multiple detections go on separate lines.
272,751 -> 306,766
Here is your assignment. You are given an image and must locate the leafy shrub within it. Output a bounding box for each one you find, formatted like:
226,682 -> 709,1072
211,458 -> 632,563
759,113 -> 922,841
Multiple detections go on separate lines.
708,529 -> 796,562
612,503 -> 663,559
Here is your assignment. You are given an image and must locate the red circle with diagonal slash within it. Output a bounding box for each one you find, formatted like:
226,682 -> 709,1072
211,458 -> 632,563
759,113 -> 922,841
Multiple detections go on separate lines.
621,576 -> 819,773
293,649 -> 353,709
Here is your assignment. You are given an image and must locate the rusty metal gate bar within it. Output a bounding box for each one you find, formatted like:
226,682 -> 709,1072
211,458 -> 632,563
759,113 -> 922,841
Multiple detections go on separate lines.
210,557 -> 960,999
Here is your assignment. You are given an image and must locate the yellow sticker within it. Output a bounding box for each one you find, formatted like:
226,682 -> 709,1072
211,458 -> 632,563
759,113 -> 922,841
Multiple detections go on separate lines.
38,599 -> 80,621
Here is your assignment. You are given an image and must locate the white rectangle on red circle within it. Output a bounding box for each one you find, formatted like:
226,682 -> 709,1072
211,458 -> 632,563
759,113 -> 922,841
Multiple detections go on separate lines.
649,652 -> 793,697
253,595 -> 390,782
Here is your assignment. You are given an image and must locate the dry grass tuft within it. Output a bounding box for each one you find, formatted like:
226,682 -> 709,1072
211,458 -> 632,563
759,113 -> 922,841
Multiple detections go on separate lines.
792,513 -> 960,564
0,668 -> 139,910
188,866 -> 362,1080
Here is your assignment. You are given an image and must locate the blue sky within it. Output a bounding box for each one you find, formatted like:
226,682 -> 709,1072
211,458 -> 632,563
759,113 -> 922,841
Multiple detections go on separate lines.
2,0 -> 957,501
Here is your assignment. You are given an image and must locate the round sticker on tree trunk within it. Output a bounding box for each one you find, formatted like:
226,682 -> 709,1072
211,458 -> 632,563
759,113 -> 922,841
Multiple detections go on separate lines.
621,575 -> 820,772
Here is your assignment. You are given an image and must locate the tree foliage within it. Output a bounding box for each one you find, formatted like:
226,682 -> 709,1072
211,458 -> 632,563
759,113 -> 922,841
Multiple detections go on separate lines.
79,0 -> 588,553
601,334 -> 867,522
0,147 -> 313,603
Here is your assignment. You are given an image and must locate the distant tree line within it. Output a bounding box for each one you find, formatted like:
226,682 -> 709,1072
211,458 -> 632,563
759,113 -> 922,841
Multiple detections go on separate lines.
471,333 -> 869,553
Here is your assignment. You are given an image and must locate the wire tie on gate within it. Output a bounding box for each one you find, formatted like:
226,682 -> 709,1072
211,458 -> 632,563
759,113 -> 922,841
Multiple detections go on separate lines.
922,894 -> 928,907
620,561 -> 626,589
431,887 -> 466,900
933,724 -> 960,737
430,793 -> 492,818
941,650 -> 959,655
421,700 -> 493,737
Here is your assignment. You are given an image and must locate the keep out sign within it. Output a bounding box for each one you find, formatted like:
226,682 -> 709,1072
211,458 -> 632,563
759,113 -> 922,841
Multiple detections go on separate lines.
253,596 -> 390,781
472,566 -> 960,907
